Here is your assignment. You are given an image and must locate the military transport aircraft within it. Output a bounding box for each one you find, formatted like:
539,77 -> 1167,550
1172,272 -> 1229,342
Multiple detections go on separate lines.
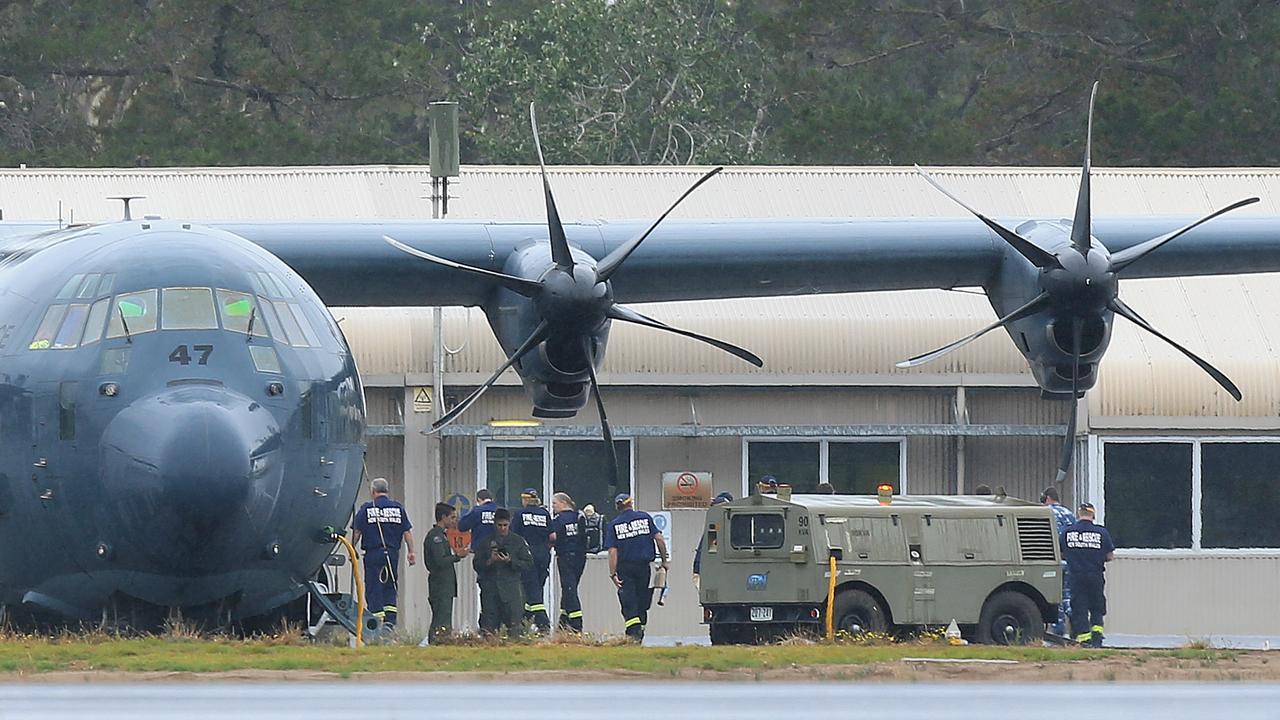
0,88 -> 1275,627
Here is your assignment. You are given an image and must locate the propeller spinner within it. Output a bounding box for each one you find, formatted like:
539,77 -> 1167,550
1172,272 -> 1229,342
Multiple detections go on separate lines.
901,81 -> 1256,484
386,103 -> 762,492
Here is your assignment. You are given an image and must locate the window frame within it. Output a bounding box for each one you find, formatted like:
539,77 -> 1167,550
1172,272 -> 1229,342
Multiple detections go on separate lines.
476,437 -> 637,515
1096,435 -> 1280,555
739,436 -> 907,498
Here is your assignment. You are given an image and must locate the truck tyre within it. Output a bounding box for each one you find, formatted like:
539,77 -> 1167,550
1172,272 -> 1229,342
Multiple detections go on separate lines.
832,589 -> 888,636
977,591 -> 1044,645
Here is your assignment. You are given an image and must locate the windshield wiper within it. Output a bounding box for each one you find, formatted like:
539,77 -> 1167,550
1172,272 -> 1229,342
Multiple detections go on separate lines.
245,305 -> 257,343
117,306 -> 132,344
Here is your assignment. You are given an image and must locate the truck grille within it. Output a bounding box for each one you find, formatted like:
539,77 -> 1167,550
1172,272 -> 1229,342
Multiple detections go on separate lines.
1016,516 -> 1057,561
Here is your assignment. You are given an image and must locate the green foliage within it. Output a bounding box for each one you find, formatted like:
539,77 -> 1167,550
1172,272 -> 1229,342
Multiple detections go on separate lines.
457,0 -> 778,164
1,0 -> 1279,167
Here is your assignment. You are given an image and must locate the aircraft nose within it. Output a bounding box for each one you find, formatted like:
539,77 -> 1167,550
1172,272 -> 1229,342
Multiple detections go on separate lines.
154,398 -> 253,518
102,385 -> 277,546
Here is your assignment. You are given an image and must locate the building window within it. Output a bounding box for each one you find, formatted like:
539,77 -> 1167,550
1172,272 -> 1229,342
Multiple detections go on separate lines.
747,441 -> 819,490
744,438 -> 903,494
1103,442 -> 1192,549
1201,443 -> 1280,549
552,440 -> 631,522
829,441 -> 901,494
480,439 -> 633,520
485,445 -> 545,511
1102,439 -> 1280,550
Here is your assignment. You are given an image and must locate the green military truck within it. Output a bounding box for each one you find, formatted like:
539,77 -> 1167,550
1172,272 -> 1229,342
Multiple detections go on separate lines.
698,493 -> 1062,645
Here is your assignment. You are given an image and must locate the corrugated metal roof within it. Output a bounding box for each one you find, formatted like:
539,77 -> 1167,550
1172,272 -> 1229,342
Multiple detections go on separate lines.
3,164 -> 1280,221
2,164 -> 1277,423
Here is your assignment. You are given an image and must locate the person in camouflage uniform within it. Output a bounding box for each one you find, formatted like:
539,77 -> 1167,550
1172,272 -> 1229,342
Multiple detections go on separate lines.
1042,486 -> 1077,636
424,502 -> 468,642
475,507 -> 534,636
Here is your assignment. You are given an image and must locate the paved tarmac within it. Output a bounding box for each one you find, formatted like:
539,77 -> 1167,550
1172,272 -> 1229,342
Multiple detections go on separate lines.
4,683 -> 1280,720
646,633 -> 1280,650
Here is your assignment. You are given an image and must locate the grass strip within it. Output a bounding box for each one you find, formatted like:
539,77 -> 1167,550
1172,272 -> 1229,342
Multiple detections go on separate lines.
0,637 -> 1151,675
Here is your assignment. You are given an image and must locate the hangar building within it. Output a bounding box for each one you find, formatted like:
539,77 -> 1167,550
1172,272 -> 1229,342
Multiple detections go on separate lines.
3,164 -> 1278,640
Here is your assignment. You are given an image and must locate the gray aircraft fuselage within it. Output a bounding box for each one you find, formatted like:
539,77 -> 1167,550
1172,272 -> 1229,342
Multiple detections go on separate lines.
0,220 -> 364,623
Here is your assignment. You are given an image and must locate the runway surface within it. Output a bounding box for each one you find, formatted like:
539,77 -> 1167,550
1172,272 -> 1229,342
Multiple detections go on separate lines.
5,683 -> 1280,720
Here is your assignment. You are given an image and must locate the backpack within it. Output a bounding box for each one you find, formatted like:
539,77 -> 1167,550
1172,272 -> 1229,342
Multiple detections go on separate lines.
582,512 -> 604,554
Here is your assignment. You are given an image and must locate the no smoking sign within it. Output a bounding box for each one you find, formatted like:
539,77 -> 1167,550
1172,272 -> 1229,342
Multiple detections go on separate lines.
662,471 -> 712,509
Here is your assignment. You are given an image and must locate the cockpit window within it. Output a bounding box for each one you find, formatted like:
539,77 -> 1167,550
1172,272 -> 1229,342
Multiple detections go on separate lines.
249,345 -> 282,373
52,304 -> 90,349
29,305 -> 68,349
56,274 -> 85,300
55,273 -> 115,301
217,290 -> 269,337
161,287 -> 218,330
283,303 -> 321,347
106,290 -> 158,339
81,298 -> 110,346
252,272 -> 294,299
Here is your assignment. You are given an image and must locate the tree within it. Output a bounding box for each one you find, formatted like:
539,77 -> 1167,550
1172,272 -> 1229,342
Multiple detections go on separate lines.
457,0 -> 781,164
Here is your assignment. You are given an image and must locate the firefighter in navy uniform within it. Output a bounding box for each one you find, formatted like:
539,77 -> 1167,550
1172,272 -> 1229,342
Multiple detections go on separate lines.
605,493 -> 669,642
1061,502 -> 1115,647
549,492 -> 587,631
514,488 -> 553,632
350,477 -> 416,629
476,508 -> 534,635
458,488 -> 499,627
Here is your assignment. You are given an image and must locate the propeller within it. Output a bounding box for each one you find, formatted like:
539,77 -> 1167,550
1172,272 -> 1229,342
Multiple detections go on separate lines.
386,102 -> 762,487
902,81 -> 1254,482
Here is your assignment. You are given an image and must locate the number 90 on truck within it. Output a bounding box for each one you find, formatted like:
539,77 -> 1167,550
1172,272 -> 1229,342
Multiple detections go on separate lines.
697,493 -> 1063,645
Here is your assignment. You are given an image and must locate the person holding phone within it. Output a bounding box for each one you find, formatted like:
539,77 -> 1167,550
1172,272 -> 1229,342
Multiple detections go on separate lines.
475,508 -> 533,636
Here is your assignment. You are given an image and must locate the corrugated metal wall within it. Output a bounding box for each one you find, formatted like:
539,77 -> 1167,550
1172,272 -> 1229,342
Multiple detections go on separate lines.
1108,555 -> 1280,635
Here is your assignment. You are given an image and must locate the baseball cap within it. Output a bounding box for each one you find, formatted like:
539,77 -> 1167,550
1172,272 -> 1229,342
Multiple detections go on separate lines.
520,487 -> 540,499
761,475 -> 778,486
711,492 -> 734,505
1078,502 -> 1096,514
614,493 -> 633,506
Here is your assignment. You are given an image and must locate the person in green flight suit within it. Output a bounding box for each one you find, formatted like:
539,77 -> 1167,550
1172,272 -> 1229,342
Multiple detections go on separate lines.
424,501 -> 468,642
476,507 -> 534,636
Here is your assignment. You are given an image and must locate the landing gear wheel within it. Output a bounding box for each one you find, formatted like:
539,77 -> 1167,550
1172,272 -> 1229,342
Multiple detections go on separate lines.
977,591 -> 1044,645
832,589 -> 888,637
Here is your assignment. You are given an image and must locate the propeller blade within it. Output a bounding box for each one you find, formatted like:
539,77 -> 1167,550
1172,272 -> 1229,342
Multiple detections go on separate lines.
529,102 -> 574,271
915,165 -> 1060,270
608,304 -> 764,367
384,236 -> 543,297
429,320 -> 551,432
596,167 -> 724,282
1110,298 -> 1242,401
1055,317 -> 1083,484
583,336 -> 620,496
1109,197 -> 1261,273
1069,82 -> 1098,254
896,292 -> 1050,368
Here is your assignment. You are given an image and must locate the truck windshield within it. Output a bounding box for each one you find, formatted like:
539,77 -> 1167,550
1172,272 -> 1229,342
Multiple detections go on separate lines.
730,513 -> 785,550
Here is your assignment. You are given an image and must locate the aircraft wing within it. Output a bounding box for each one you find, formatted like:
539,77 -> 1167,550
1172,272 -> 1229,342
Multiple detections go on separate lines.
217,215 -> 1280,307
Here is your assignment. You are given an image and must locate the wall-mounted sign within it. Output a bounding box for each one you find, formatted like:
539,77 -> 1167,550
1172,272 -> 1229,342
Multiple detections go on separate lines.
662,471 -> 712,509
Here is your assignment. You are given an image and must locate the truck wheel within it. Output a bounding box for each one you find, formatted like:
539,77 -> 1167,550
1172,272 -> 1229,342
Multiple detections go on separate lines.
832,589 -> 888,636
977,591 -> 1045,645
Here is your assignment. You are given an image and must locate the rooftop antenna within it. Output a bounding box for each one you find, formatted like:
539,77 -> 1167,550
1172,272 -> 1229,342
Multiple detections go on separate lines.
428,102 -> 459,219
108,196 -> 145,221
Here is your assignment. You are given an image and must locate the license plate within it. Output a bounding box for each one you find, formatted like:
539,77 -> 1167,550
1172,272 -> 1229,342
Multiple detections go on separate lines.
750,606 -> 773,622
